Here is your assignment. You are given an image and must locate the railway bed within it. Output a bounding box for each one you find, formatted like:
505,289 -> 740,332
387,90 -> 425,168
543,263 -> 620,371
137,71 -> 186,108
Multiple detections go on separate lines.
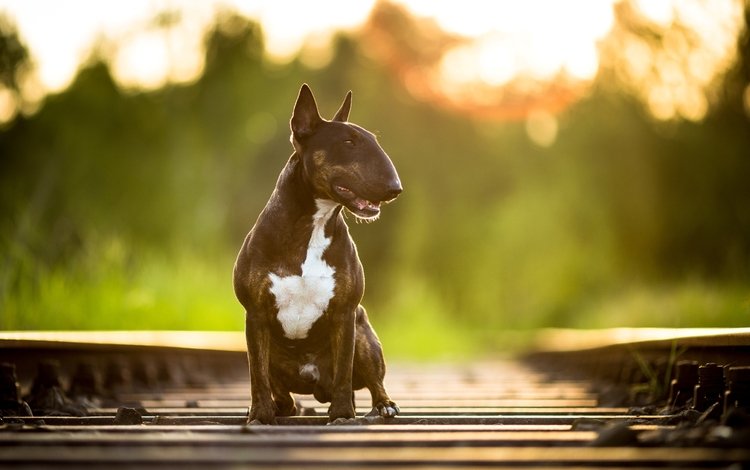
1,329 -> 749,468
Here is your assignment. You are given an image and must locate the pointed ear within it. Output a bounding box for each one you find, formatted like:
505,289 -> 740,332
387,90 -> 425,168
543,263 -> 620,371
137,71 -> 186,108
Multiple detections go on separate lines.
290,84 -> 323,139
332,90 -> 352,122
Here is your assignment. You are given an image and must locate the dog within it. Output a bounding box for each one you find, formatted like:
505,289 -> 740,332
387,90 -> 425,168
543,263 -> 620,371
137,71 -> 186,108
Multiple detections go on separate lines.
233,84 -> 402,424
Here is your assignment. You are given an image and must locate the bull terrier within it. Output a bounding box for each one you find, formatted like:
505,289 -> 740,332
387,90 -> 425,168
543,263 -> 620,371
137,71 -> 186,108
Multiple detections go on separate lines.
233,84 -> 402,424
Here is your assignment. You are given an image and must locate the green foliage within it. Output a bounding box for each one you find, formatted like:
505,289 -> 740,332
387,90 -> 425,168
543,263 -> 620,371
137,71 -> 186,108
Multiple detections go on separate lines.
1,236 -> 241,331
1,12 -> 749,356
376,277 -> 482,360
0,14 -> 28,93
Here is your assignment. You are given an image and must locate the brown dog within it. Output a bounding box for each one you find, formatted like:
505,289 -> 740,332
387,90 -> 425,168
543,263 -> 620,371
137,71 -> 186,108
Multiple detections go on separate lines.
233,84 -> 402,424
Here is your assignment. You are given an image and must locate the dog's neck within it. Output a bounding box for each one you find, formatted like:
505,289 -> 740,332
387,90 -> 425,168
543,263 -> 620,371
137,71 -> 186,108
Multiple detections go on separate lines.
268,154 -> 342,224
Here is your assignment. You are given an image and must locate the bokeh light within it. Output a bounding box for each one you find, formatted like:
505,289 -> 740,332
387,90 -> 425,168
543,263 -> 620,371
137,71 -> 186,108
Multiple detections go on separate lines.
0,0 -> 744,125
602,0 -> 744,121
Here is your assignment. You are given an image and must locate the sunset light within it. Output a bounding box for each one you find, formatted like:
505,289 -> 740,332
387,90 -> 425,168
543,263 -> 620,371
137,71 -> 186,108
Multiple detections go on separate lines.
400,0 -> 616,84
0,0 -> 745,123
606,0 -> 745,121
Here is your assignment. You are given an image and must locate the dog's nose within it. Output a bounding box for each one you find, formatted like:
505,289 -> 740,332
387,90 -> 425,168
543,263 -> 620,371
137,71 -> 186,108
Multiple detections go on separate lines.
384,183 -> 403,200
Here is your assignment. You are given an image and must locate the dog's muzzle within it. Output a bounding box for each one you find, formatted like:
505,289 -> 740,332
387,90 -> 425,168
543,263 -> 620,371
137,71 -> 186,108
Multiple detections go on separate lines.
334,182 -> 402,220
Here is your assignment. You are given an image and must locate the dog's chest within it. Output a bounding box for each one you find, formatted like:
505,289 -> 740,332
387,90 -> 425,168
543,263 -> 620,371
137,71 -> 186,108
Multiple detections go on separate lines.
268,199 -> 338,339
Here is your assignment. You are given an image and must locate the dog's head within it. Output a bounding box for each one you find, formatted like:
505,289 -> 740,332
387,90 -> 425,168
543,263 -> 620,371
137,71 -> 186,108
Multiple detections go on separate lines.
290,84 -> 402,221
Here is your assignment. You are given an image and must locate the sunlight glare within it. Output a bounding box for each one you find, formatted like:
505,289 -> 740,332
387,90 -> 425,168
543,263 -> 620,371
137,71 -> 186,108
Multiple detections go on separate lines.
526,109 -> 558,147
224,0 -> 376,62
647,85 -> 675,121
0,87 -> 16,123
440,44 -> 482,87
633,0 -> 674,26
0,0 -> 374,94
0,0 -> 160,92
113,32 -> 171,90
617,0 -> 744,121
0,0 -> 744,122
564,41 -> 599,80
111,11 -> 208,90
404,0 -> 616,84
397,0 -> 618,117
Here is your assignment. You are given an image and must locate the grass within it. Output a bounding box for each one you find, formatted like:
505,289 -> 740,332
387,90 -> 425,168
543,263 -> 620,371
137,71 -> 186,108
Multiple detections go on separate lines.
374,278 -> 484,360
1,237 -> 242,331
2,236 -> 748,358
573,280 -> 750,329
630,341 -> 686,403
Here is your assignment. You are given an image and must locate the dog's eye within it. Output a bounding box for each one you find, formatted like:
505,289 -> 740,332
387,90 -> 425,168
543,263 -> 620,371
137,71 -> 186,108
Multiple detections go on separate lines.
343,139 -> 355,146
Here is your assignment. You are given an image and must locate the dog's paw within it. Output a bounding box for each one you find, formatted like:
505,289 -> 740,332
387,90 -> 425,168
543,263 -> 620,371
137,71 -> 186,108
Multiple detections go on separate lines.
367,400 -> 400,418
247,405 -> 277,425
328,402 -> 355,422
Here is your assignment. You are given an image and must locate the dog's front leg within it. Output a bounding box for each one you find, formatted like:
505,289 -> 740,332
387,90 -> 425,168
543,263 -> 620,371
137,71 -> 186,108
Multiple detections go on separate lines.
328,308 -> 356,422
245,312 -> 276,424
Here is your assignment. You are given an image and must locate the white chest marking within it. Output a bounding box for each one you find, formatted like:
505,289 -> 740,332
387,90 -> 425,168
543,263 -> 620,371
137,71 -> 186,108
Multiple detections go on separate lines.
269,199 -> 338,339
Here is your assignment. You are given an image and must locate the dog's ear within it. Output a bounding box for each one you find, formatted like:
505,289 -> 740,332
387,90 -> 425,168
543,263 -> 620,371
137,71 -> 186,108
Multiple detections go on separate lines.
332,91 -> 352,122
291,84 -> 322,140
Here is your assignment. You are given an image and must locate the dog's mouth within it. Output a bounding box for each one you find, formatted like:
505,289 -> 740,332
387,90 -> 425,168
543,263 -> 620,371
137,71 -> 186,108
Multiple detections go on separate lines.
333,185 -> 382,220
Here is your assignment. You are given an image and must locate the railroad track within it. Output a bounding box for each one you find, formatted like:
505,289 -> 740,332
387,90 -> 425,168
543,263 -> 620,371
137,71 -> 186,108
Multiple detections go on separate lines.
1,329 -> 749,468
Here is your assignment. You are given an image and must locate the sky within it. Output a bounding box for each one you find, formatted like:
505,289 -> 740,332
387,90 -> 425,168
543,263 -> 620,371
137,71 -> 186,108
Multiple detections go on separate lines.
0,0 -> 377,93
0,0 -> 745,125
0,0 -> 619,93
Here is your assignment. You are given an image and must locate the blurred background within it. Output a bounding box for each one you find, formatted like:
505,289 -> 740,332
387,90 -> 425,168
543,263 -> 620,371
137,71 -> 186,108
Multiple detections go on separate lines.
1,0 -> 748,358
